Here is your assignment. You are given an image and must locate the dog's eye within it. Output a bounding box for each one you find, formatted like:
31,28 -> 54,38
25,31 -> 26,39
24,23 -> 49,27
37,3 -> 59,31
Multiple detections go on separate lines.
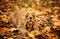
32,14 -> 35,17
26,15 -> 28,18
57,15 -> 60,20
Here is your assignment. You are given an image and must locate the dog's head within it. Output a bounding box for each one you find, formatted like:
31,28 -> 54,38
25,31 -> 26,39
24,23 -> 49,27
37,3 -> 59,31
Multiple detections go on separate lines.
25,12 -> 36,23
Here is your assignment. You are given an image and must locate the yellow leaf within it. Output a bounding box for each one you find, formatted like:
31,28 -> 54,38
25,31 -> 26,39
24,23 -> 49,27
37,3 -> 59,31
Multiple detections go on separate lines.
0,28 -> 10,34
28,30 -> 35,37
46,8 -> 53,12
53,36 -> 58,39
54,21 -> 60,26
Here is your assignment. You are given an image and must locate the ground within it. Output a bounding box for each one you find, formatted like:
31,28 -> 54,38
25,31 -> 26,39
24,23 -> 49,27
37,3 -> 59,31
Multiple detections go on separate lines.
0,0 -> 60,39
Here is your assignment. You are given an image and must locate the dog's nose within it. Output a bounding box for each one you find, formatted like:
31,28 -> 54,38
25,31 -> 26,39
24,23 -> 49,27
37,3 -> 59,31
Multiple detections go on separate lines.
30,17 -> 32,22
30,17 -> 32,19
